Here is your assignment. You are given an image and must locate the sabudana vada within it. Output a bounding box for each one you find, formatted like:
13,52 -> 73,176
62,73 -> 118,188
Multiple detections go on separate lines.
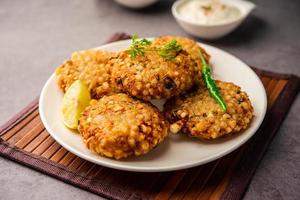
78,93 -> 169,159
164,81 -> 253,139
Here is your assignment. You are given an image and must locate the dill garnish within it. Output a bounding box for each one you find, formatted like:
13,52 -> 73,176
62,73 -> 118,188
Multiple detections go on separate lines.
158,39 -> 182,60
126,34 -> 152,58
127,34 -> 182,60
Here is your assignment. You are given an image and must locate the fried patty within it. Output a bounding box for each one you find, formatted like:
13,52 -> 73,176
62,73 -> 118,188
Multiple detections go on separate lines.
55,50 -> 120,99
78,93 -> 169,159
152,36 -> 210,85
111,37 -> 210,101
164,81 -> 253,139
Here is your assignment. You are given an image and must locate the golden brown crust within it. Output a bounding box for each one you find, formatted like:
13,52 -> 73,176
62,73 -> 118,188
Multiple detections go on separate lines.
56,37 -> 210,101
152,36 -> 210,85
78,93 -> 169,159
111,36 -> 210,101
55,50 -> 120,99
164,81 -> 253,139
152,36 -> 210,61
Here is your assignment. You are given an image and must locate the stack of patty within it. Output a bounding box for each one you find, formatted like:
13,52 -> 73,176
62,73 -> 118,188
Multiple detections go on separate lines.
56,36 -> 253,159
56,37 -> 207,101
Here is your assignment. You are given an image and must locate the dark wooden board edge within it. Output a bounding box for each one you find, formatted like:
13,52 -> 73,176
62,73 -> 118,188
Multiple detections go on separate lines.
251,67 -> 295,80
104,32 -> 131,43
221,75 -> 300,200
0,97 -> 39,135
0,138 -> 143,200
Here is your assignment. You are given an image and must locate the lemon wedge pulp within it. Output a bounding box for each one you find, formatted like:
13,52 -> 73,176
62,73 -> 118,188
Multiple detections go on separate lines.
61,80 -> 91,129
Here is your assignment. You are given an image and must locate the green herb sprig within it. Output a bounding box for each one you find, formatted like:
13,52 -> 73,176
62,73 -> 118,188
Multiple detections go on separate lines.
158,39 -> 183,60
127,34 -> 152,58
201,5 -> 212,11
126,34 -> 182,60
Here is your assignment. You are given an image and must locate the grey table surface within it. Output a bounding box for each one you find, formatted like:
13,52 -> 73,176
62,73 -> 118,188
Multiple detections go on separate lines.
0,0 -> 299,199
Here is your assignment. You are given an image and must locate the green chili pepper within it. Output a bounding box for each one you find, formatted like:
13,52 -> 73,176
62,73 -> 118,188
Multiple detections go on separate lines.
200,52 -> 227,112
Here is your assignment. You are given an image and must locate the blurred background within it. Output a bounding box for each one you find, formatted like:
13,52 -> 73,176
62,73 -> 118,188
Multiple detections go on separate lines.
0,0 -> 299,199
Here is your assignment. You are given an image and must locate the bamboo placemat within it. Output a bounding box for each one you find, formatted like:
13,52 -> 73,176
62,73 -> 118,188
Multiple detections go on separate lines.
0,33 -> 299,200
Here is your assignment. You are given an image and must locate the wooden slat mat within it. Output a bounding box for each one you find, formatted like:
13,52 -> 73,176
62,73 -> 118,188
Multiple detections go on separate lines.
0,34 -> 299,200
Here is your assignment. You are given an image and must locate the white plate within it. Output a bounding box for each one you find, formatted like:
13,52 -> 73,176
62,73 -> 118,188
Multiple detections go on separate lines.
39,39 -> 267,172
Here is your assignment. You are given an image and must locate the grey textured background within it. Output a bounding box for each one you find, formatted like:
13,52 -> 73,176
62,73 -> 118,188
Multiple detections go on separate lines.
0,0 -> 299,199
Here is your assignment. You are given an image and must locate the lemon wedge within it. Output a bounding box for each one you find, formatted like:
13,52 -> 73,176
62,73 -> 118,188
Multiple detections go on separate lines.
61,80 -> 91,129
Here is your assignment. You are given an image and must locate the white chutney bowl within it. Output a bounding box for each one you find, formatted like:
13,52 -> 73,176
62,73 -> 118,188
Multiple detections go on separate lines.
172,0 -> 256,40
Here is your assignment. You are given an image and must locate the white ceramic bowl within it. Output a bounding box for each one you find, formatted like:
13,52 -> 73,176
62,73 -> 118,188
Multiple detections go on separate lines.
114,0 -> 159,9
172,0 -> 256,39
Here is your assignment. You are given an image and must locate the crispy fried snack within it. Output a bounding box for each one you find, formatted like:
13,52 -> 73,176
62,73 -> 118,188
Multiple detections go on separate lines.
78,94 -> 169,159
55,50 -> 120,99
152,36 -> 210,85
164,81 -> 253,139
111,37 -> 210,101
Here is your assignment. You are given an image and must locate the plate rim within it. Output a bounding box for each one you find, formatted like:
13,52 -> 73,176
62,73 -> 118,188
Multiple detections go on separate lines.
39,39 -> 267,172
